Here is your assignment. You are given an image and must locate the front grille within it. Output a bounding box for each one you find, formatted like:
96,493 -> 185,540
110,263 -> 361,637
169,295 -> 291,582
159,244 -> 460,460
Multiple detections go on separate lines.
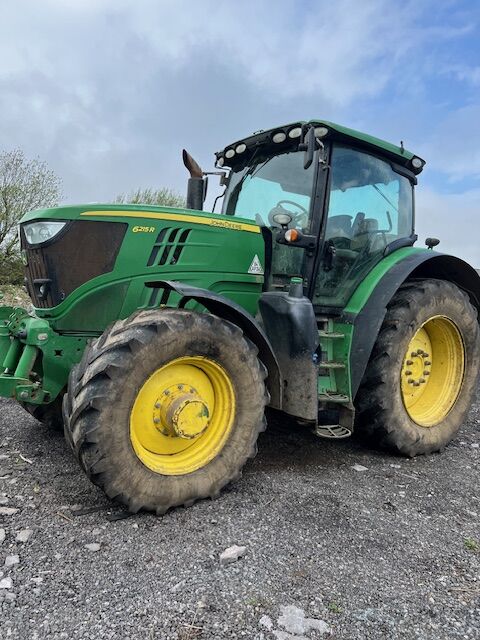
21,220 -> 127,308
147,227 -> 192,267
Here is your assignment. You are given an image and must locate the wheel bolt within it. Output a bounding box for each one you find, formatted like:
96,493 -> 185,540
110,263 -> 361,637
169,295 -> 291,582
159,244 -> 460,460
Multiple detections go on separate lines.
405,370 -> 412,376
411,352 -> 417,357
425,361 -> 431,366
424,371 -> 430,376
178,384 -> 184,390
408,379 -> 414,385
155,401 -> 161,408
413,381 -> 420,387
163,390 -> 170,396
406,360 -> 414,366
153,417 -> 160,424
416,349 -> 424,355
419,378 -> 425,384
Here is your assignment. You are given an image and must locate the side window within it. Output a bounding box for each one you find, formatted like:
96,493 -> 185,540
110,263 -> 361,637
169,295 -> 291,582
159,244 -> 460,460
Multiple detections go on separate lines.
314,146 -> 414,306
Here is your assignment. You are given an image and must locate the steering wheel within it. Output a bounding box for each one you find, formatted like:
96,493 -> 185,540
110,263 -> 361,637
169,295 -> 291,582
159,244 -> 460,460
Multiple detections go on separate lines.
268,200 -> 309,228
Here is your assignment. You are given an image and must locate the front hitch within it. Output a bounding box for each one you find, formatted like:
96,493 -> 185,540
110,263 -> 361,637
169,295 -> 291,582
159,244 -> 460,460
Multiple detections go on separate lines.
0,306 -> 52,403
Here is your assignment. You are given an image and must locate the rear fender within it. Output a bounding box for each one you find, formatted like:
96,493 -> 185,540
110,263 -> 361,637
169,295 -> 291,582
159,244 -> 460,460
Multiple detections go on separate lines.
345,251 -> 480,398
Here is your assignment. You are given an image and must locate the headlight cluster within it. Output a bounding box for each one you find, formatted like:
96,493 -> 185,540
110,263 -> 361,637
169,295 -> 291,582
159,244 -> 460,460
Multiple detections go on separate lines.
23,221 -> 67,245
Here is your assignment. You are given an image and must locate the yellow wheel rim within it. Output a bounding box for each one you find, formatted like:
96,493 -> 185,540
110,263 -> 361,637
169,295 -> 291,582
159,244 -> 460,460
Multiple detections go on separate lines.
400,316 -> 465,427
130,356 -> 235,475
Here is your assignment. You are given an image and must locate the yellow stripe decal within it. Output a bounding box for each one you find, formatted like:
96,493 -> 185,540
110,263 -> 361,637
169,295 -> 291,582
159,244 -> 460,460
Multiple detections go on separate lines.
80,210 -> 261,234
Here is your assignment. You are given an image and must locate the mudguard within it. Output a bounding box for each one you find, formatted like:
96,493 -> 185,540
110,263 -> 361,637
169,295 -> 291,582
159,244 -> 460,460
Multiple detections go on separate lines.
145,280 -> 282,409
344,252 -> 480,398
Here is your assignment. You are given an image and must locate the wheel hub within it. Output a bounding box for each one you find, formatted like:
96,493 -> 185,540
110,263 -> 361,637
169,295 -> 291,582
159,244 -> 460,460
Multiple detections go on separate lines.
130,356 -> 235,475
400,316 -> 465,427
154,385 -> 210,439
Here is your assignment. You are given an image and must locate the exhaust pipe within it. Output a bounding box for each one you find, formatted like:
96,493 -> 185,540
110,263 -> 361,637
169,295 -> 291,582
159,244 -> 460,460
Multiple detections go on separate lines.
183,149 -> 207,211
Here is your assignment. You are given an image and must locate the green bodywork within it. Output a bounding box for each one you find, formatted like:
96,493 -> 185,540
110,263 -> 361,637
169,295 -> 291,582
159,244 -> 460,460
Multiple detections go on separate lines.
0,204 -> 265,405
321,247 -> 428,401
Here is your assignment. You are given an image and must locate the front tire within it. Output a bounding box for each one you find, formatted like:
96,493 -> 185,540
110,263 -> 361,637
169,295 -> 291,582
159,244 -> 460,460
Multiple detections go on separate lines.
356,279 -> 480,456
21,395 -> 64,431
63,309 -> 267,513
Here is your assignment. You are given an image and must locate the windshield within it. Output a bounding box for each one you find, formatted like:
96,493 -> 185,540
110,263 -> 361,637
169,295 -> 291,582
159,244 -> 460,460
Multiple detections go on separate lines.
222,150 -> 315,228
222,149 -> 316,289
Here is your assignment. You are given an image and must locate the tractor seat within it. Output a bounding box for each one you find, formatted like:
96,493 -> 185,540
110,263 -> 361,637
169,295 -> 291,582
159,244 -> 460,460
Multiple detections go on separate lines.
351,218 -> 378,251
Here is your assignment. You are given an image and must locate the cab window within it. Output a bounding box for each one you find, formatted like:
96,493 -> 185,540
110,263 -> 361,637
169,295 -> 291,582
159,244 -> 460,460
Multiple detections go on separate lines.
314,146 -> 414,307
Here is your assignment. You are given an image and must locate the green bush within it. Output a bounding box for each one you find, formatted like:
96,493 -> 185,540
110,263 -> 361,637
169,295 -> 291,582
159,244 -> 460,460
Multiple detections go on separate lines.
0,254 -> 24,285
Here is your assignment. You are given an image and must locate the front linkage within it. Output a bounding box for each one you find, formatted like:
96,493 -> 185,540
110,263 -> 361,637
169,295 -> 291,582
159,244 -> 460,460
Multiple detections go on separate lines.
0,304 -> 87,407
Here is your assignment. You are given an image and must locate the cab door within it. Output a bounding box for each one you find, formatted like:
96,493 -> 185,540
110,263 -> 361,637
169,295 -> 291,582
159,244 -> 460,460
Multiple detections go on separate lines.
313,145 -> 415,308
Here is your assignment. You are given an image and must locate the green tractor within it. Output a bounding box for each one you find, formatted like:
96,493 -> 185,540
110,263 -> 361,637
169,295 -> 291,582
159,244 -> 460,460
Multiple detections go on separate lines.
1,120 -> 479,513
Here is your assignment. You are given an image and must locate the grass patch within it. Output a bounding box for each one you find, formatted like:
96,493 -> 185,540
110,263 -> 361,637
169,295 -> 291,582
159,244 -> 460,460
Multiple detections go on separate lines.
0,284 -> 31,308
464,538 -> 479,553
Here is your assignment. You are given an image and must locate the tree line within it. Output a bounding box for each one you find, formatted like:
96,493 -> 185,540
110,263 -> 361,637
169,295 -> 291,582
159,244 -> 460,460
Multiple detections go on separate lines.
0,150 -> 186,284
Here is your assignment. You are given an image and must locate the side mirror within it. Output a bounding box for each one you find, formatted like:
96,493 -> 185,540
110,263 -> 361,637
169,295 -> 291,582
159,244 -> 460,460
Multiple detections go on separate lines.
425,237 -> 440,250
298,126 -> 317,170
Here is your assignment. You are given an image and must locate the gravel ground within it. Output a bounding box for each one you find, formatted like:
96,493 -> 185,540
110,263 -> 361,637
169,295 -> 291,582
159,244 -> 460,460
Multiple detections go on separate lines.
0,394 -> 479,640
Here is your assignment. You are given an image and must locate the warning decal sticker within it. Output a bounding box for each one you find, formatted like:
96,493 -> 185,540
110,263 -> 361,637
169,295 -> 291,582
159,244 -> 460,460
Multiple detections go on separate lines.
248,254 -> 264,275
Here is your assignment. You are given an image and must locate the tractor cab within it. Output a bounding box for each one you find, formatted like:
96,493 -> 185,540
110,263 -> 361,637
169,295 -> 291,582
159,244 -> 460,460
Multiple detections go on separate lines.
216,121 -> 422,309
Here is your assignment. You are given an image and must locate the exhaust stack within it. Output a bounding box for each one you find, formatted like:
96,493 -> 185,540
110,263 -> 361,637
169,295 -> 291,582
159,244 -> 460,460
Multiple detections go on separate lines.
183,149 -> 207,211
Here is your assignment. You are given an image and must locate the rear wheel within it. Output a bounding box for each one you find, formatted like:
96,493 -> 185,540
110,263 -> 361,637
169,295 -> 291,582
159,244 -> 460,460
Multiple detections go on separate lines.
63,309 -> 267,513
356,279 -> 480,456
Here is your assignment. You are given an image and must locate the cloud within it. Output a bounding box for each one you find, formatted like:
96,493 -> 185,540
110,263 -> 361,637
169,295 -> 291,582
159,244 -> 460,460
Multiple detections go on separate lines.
417,105 -> 480,183
416,186 -> 480,266
0,0 -> 477,282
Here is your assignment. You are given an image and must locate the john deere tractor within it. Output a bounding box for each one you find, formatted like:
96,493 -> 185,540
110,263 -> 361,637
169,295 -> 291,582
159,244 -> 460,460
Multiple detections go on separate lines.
1,120 -> 479,513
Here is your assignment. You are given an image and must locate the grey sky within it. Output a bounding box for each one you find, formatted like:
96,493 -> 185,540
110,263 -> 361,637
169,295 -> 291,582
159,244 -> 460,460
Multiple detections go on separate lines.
1,0 -> 478,264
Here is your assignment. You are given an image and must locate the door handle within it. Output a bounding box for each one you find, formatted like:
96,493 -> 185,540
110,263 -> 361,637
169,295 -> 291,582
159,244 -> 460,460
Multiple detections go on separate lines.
323,240 -> 336,271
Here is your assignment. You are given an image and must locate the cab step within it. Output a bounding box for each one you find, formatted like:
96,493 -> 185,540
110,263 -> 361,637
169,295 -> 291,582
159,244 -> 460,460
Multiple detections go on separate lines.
319,361 -> 345,369
318,330 -> 345,339
314,424 -> 352,439
318,392 -> 350,404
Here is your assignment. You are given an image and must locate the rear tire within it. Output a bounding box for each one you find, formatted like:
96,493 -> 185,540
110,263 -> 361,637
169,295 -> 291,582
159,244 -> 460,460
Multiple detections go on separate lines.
63,309 -> 267,513
356,279 -> 480,456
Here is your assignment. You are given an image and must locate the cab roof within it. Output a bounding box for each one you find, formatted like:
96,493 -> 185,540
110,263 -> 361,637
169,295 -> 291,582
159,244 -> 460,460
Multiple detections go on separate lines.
216,119 -> 425,175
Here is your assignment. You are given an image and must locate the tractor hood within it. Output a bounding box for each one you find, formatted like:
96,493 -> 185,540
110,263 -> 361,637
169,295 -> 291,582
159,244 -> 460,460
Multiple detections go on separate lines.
18,204 -> 263,317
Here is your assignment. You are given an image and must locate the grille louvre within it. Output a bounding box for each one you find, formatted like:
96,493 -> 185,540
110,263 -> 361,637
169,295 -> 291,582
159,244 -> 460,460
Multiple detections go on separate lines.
147,227 -> 192,267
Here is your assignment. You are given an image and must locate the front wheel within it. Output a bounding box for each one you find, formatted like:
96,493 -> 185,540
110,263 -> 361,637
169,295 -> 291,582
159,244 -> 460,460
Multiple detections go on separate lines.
356,278 -> 480,456
63,309 -> 267,513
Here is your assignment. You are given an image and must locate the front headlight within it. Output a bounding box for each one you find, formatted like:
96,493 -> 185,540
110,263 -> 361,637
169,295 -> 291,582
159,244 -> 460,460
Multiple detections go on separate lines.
23,221 -> 67,245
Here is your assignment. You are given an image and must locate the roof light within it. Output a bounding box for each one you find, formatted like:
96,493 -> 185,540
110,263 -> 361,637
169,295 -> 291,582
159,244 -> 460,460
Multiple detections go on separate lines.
288,127 -> 302,139
314,126 -> 329,139
225,149 -> 235,159
217,156 -> 225,167
235,143 -> 246,154
411,157 -> 424,169
272,131 -> 287,143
